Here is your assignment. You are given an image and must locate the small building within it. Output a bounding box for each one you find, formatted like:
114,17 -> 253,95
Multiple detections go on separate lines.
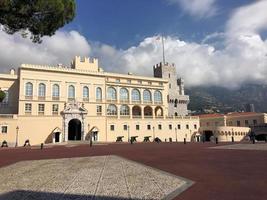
198,112 -> 267,142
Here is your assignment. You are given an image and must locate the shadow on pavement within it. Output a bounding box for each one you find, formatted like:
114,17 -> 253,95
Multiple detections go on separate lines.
0,190 -> 141,200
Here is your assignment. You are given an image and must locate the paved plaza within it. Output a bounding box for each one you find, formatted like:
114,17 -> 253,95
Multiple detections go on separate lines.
211,143 -> 267,151
0,155 -> 192,200
0,142 -> 267,200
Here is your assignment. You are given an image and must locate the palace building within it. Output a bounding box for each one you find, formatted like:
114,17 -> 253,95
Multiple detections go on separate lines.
0,56 -> 199,146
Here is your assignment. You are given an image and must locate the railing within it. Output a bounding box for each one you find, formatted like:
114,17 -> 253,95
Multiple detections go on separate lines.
38,96 -> 46,101
97,112 -> 102,116
106,99 -> 117,103
25,96 -> 33,100
0,114 -> 14,118
120,115 -> 130,118
120,99 -> 129,103
52,112 -> 58,115
96,99 -> 102,103
132,115 -> 142,118
132,100 -> 141,104
83,98 -> 89,102
144,115 -> 153,118
154,101 -> 163,105
143,100 -> 152,104
38,112 -> 44,115
52,96 -> 60,101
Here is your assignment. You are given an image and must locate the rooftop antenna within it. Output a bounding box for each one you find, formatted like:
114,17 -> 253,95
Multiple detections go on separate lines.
156,35 -> 166,65
161,35 -> 166,65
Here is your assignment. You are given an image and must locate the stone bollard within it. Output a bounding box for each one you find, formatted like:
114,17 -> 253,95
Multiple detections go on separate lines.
215,137 -> 218,144
40,143 -> 44,150
231,137 -> 234,143
89,139 -> 92,147
183,138 -> 186,144
252,138 -> 255,144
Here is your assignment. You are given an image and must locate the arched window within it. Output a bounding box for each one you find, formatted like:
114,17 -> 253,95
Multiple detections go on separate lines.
144,106 -> 152,116
143,90 -> 151,102
120,88 -> 129,101
96,87 -> 102,101
155,106 -> 163,117
38,83 -> 46,97
107,87 -> 116,100
52,84 -> 60,98
154,90 -> 162,103
68,85 -> 75,99
107,104 -> 117,115
25,82 -> 33,96
132,89 -> 140,102
120,105 -> 129,115
83,86 -> 89,100
132,106 -> 141,117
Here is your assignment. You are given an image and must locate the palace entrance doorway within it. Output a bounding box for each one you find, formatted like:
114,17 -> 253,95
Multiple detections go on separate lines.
68,119 -> 82,140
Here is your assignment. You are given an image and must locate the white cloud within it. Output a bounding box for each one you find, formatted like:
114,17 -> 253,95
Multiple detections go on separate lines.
0,30 -> 90,73
167,0 -> 218,18
1,1 -> 267,89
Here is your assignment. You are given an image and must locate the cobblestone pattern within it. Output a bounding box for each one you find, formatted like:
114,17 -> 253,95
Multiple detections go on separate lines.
0,155 -> 193,200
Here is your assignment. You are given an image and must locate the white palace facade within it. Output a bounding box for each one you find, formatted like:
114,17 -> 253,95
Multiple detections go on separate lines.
0,56 -> 199,146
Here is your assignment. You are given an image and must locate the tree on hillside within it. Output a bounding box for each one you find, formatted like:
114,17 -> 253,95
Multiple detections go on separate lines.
0,0 -> 76,43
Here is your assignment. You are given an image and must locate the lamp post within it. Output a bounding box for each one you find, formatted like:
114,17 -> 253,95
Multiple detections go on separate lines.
128,125 -> 130,142
15,126 -> 19,147
153,126 -> 155,141
175,128 -> 177,142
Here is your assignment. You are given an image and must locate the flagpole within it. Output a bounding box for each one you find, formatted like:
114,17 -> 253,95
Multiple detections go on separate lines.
161,35 -> 166,65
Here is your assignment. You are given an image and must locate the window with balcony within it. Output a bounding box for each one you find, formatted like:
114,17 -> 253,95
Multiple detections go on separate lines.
120,88 -> 129,102
107,104 -> 117,116
107,87 -> 116,101
68,85 -> 75,101
97,105 -> 102,116
96,87 -> 102,102
38,83 -> 46,100
131,89 -> 140,102
52,104 -> 59,115
38,104 -> 45,115
83,86 -> 89,102
52,84 -> 60,100
120,105 -> 129,116
143,90 -> 152,103
25,82 -> 33,99
154,90 -> 162,104
25,103 -> 32,114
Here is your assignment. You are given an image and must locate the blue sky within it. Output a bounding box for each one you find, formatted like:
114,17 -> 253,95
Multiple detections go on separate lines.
1,0 -> 267,88
64,0 -> 252,49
